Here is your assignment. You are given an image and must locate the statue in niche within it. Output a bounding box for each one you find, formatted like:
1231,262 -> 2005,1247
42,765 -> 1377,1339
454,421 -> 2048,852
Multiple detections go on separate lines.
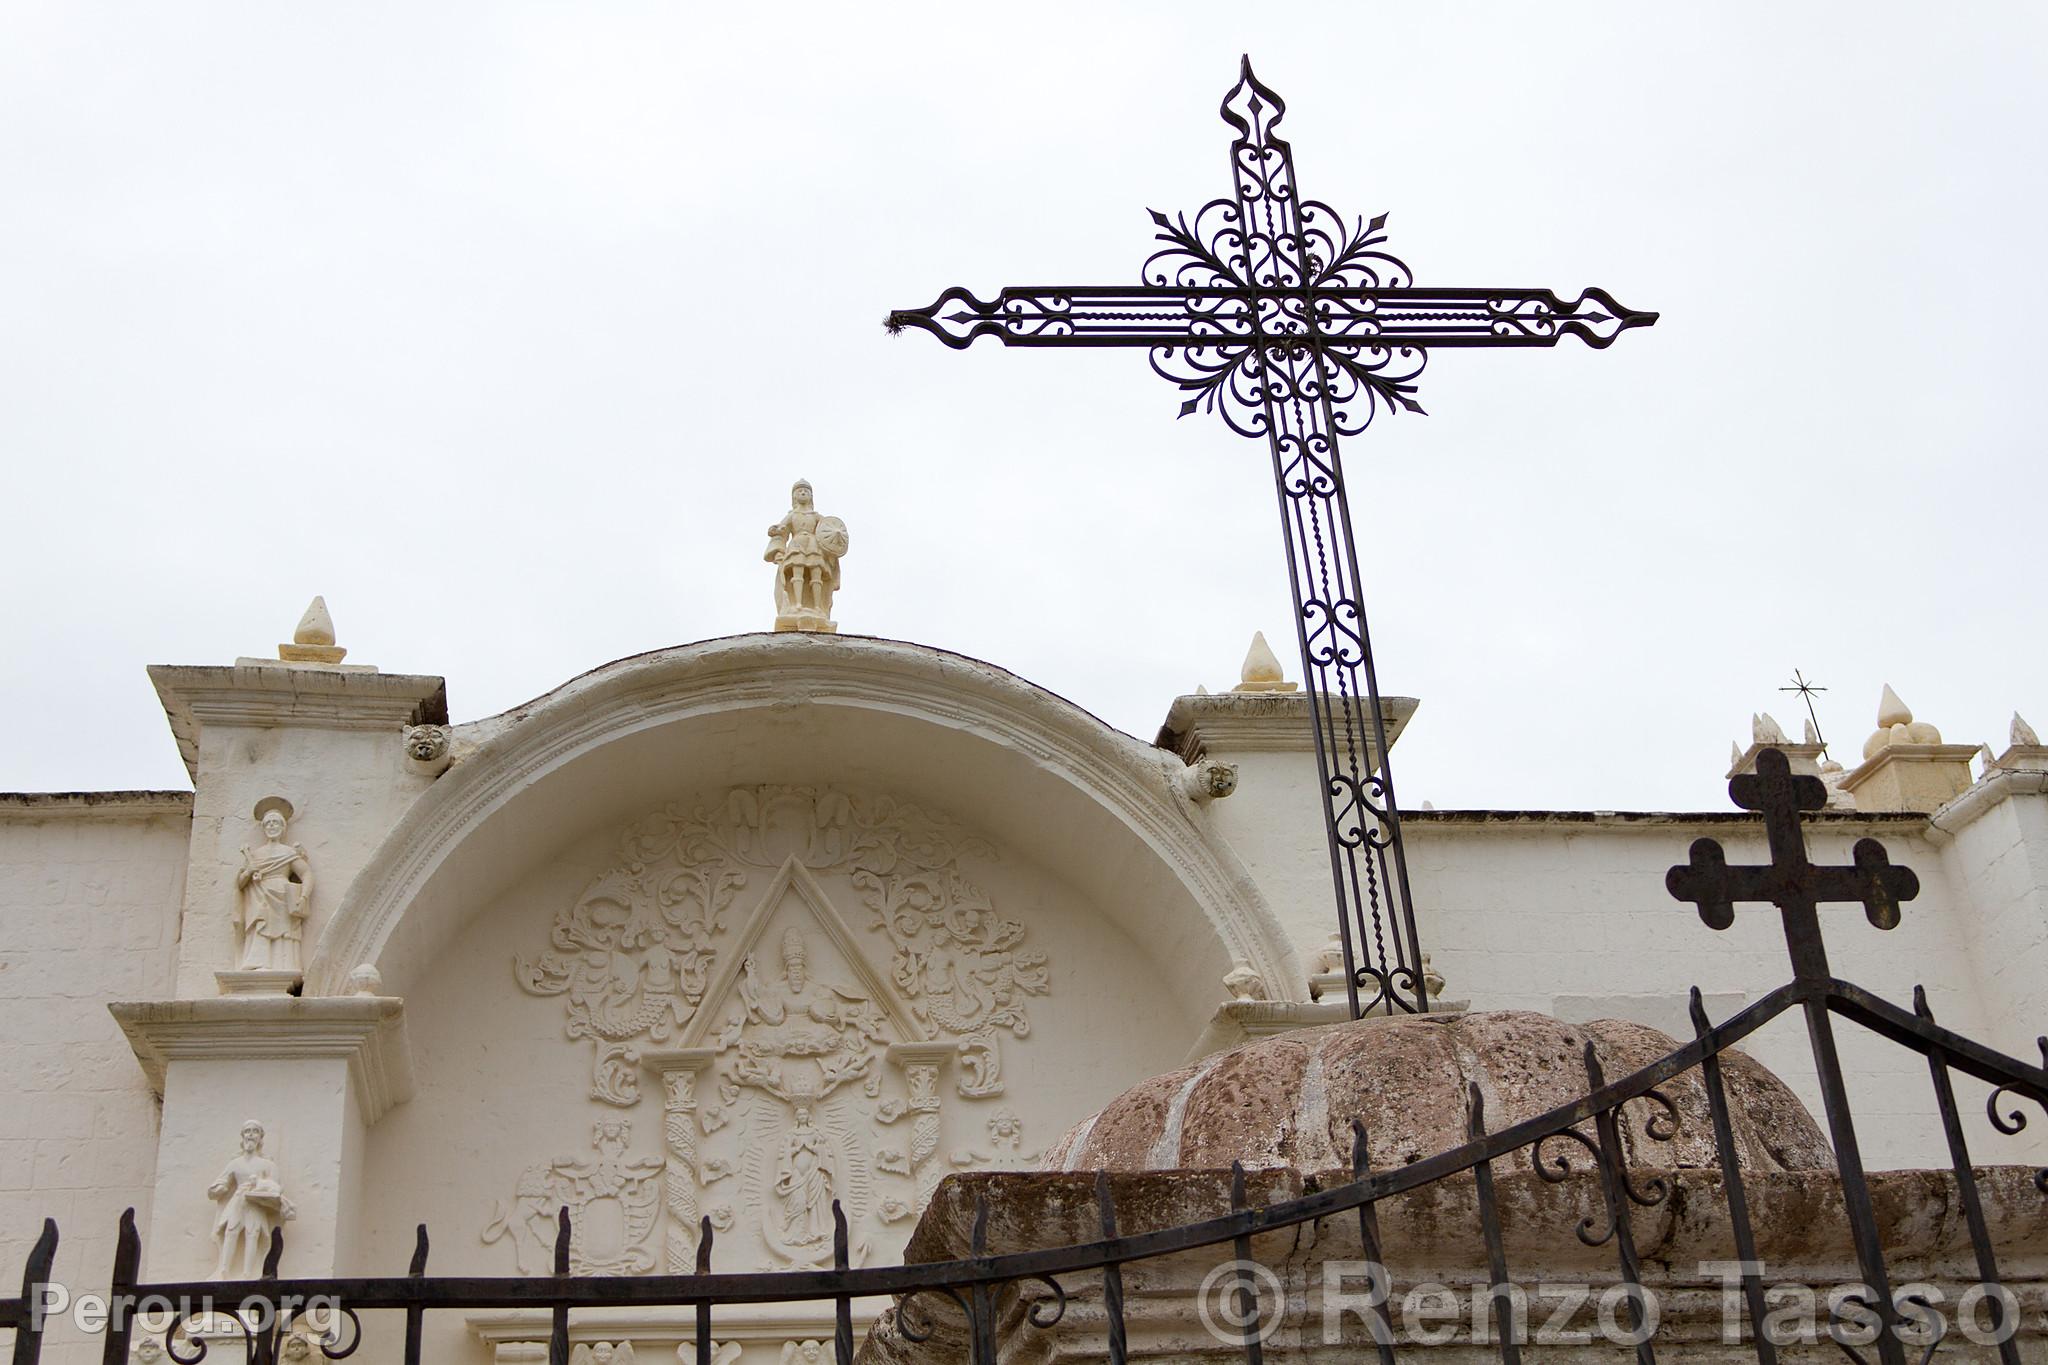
234,797 -> 312,973
207,1120 -> 295,1279
773,1103 -> 836,1247
764,479 -> 849,633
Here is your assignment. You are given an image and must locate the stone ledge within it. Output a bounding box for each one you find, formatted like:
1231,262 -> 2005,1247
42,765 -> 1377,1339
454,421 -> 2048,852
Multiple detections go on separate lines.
1155,692 -> 1418,762
148,664 -> 449,782
469,1303 -> 896,1364
1183,997 -> 1472,1063
108,994 -> 415,1123
0,790 -> 194,819
1925,765 -> 2048,844
1401,808 -> 1926,829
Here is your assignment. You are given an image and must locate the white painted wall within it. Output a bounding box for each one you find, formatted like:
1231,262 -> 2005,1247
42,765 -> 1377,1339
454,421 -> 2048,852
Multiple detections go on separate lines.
5,652 -> 2048,1365
0,798 -> 188,1363
172,720 -> 437,999
355,790 -> 1197,1364
1199,727 -> 2048,1171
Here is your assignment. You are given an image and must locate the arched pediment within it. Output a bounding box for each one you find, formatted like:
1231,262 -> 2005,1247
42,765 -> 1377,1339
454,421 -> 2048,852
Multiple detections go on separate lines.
306,634 -> 1299,1022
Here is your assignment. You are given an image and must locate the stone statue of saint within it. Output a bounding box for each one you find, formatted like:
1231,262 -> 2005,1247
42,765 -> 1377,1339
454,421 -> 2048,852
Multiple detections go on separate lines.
764,480 -> 848,633
207,1119 -> 295,1279
773,1104 -> 835,1246
234,797 -> 312,974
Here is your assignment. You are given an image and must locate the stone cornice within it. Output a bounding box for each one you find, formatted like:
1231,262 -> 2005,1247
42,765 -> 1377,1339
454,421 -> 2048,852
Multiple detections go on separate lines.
148,664 -> 449,781
1154,692 -> 1418,762
108,995 -> 415,1123
1924,767 -> 2048,845
0,791 -> 193,820
1400,808 -> 1927,831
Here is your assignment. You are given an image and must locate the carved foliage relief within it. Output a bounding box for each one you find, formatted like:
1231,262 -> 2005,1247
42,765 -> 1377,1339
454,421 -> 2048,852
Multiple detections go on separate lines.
499,787 -> 1052,1272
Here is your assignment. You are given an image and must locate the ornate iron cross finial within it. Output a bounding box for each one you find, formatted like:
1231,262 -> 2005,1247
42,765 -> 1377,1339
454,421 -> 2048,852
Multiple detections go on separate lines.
887,57 -> 1657,1020
1667,748 -> 1919,979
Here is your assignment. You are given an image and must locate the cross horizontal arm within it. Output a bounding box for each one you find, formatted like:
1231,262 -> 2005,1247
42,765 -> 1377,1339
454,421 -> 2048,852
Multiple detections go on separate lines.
885,285 -> 1657,350
1670,861 -> 1906,909
1668,833 -> 1920,932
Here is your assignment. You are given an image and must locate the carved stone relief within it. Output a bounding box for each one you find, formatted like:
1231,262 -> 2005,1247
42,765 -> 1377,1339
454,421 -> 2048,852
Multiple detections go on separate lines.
482,1120 -> 664,1274
498,788 -> 1053,1274
514,788 -> 1048,1108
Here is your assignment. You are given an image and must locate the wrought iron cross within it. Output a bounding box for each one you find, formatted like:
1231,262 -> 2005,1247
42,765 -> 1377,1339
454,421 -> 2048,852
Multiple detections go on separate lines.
1666,747 -> 1918,981
887,58 -> 1657,1019
1665,747 -> 1923,1362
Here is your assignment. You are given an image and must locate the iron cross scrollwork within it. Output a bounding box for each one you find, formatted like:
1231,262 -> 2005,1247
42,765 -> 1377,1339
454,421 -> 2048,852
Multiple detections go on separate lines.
1667,747 -> 1919,981
887,58 -> 1657,1019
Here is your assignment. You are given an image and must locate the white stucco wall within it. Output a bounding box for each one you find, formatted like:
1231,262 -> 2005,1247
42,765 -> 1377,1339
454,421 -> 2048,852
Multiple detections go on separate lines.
1195,723 -> 2048,1172
1929,775 -> 2048,1063
4,648 -> 2046,1365
353,787 -> 1199,1364
169,713 -> 440,999
0,796 -> 189,1362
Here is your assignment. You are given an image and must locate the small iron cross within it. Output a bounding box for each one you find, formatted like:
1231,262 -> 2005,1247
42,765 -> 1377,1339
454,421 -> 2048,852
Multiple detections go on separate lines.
1667,748 -> 1919,980
887,57 -> 1655,1021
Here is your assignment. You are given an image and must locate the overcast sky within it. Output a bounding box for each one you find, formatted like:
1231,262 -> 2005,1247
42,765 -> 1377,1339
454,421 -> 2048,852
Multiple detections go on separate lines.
5,3 -> 2043,809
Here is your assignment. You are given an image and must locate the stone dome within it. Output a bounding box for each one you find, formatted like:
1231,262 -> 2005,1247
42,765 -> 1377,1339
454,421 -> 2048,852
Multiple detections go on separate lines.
1044,1009 -> 1830,1174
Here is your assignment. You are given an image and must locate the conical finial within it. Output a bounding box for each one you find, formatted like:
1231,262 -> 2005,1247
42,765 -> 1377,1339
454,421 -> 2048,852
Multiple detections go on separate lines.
276,595 -> 348,665
2014,712 -> 2041,748
293,596 -> 336,646
1876,684 -> 1912,728
1730,741 -> 1743,773
1804,717 -> 1821,745
1864,682 -> 1942,760
1753,713 -> 1787,745
1233,632 -> 1297,693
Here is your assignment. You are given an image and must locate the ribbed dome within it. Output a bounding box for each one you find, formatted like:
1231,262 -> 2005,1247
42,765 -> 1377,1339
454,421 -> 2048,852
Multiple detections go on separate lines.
1044,1010 -> 1830,1174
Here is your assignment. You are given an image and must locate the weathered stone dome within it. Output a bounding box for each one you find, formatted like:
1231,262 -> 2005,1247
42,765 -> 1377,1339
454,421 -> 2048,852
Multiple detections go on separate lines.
1044,1009 -> 1830,1174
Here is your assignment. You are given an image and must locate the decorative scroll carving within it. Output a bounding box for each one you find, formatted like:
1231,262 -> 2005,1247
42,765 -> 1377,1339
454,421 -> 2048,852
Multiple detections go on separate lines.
506,788 -> 1051,1273
516,787 -> 1047,1107
482,1120 -> 664,1274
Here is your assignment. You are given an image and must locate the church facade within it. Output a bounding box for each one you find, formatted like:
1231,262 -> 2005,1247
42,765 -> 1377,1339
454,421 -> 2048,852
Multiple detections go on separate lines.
5,557 -> 2047,1360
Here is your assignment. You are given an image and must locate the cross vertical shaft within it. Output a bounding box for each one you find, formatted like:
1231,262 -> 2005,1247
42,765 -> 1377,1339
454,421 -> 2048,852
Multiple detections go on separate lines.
886,56 -> 1656,1018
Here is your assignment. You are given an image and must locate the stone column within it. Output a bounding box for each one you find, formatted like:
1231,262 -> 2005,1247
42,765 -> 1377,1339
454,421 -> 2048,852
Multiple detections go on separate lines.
639,1048 -> 719,1273
109,995 -> 413,1279
884,1042 -> 955,1211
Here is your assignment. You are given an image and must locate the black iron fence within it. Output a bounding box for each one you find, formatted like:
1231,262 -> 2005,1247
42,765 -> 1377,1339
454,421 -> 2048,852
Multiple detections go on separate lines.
4,749 -> 2046,1365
